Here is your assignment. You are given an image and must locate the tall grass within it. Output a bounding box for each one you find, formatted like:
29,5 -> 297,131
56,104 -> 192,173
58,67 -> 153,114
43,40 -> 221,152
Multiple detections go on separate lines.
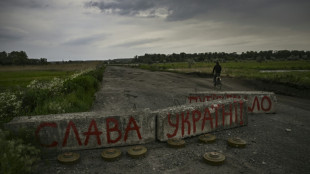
23,65 -> 105,115
0,64 -> 105,124
0,129 -> 40,174
0,62 -> 105,174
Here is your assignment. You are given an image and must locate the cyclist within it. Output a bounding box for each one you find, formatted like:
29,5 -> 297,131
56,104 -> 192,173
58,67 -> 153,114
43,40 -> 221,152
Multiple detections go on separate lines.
212,61 -> 222,87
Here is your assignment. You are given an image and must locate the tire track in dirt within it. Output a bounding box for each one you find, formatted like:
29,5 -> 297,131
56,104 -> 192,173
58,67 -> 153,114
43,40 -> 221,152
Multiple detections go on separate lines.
91,66 -> 254,113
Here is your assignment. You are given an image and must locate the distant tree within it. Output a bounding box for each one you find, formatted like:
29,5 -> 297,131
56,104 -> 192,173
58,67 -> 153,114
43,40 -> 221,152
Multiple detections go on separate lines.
0,50 -> 50,65
256,56 -> 265,63
8,51 -> 28,65
0,51 -> 7,59
0,51 -> 8,65
129,50 -> 309,64
274,50 -> 291,59
40,58 -> 48,64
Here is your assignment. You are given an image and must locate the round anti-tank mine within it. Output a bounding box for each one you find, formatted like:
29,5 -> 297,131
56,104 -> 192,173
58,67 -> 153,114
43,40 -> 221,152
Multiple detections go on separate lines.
167,138 -> 186,148
199,134 -> 216,143
227,137 -> 247,148
203,152 -> 226,165
127,145 -> 147,158
57,152 -> 80,164
101,148 -> 122,161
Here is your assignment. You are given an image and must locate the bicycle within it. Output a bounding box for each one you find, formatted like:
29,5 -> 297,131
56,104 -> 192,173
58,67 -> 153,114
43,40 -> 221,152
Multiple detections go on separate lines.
214,75 -> 222,90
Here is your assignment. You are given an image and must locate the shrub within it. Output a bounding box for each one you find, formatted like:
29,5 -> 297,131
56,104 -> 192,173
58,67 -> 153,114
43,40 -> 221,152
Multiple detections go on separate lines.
0,129 -> 40,174
0,65 -> 106,121
20,89 -> 50,114
63,75 -> 98,93
85,65 -> 105,82
0,65 -> 106,174
0,92 -> 22,124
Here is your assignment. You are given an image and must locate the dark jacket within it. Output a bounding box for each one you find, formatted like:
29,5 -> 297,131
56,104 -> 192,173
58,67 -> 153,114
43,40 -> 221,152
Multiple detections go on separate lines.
212,64 -> 222,74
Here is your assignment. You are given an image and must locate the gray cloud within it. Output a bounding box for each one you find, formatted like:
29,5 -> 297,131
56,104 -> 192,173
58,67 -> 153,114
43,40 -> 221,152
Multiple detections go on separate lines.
0,0 -> 309,61
0,0 -> 49,8
85,0 -> 156,16
0,27 -> 27,41
113,38 -> 162,48
85,0 -> 310,29
63,34 -> 106,46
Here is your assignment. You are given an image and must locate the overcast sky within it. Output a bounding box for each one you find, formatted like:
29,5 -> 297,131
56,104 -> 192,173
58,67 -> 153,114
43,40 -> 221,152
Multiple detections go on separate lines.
0,0 -> 309,61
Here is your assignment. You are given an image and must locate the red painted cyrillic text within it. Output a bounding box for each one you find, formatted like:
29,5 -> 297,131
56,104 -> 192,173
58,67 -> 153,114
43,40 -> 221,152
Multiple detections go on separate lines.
35,122 -> 58,147
62,121 -> 82,147
201,108 -> 213,131
106,118 -> 122,144
261,96 -> 272,111
124,117 -> 142,142
166,113 -> 179,138
182,111 -> 191,136
222,104 -> 232,126
83,119 -> 102,146
192,110 -> 201,133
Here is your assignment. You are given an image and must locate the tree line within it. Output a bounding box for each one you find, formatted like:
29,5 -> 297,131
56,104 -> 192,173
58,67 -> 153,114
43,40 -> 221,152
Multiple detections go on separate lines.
0,51 -> 47,65
131,50 -> 310,64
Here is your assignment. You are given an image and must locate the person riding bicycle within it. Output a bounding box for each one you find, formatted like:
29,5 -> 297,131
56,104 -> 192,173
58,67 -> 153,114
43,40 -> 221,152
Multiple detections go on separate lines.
212,61 -> 222,86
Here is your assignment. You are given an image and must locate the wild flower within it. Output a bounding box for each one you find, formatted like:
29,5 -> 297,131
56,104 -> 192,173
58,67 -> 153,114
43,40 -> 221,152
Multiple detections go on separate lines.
27,69 -> 91,91
0,92 -> 22,122
26,77 -> 64,91
48,101 -> 64,113
1,67 -> 102,122
69,69 -> 92,80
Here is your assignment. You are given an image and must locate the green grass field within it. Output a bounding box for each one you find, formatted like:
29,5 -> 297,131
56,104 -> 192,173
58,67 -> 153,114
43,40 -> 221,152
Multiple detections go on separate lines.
0,71 -> 74,91
0,61 -> 102,91
137,60 -> 310,88
0,61 -> 105,124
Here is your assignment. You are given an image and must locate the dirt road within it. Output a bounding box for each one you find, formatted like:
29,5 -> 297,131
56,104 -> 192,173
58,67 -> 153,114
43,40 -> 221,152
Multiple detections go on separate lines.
35,66 -> 310,174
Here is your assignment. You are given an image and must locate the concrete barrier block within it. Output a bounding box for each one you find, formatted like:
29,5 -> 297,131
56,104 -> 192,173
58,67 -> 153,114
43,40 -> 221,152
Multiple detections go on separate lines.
5,109 -> 155,151
156,99 -> 248,141
188,91 -> 277,114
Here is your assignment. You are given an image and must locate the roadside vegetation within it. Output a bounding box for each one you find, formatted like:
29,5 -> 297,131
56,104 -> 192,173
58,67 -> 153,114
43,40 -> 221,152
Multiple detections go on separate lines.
0,62 -> 105,124
0,129 -> 40,174
0,61 -> 105,174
